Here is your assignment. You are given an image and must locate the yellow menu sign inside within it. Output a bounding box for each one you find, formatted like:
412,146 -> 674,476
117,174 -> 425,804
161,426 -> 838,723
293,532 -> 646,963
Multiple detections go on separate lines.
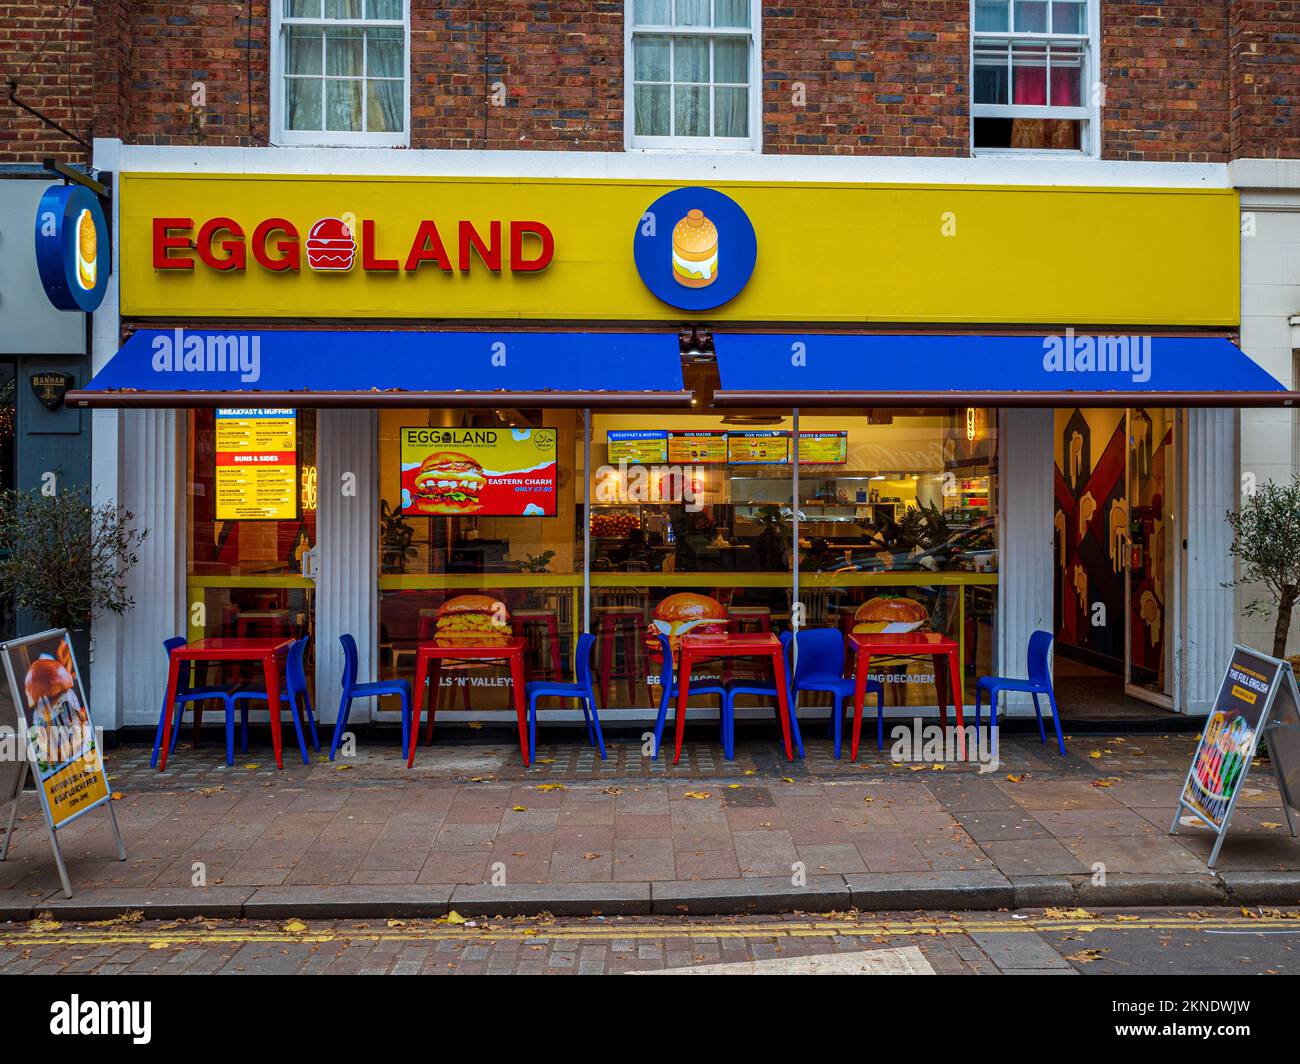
215,408 -> 298,520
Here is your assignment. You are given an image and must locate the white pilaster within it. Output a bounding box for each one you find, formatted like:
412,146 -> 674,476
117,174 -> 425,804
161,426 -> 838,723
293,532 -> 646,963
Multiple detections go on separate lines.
997,407 -> 1054,713
315,409 -> 378,723
1181,407 -> 1236,714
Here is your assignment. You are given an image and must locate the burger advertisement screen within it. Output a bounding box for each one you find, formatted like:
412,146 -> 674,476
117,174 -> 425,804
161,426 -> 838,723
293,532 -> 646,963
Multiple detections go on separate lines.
215,408 -> 299,520
798,431 -> 848,465
399,427 -> 557,517
667,430 -> 728,465
727,431 -> 790,465
607,430 -> 668,465
0,629 -> 111,829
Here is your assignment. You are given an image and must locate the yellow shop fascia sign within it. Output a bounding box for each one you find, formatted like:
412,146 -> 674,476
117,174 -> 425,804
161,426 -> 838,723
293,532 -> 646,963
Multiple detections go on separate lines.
119,172 -> 1238,326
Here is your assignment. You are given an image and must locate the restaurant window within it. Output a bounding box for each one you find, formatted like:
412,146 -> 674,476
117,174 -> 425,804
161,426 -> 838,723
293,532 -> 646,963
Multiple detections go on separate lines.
0,362 -> 15,641
626,0 -> 760,151
186,409 -> 318,693
376,410 -> 584,717
273,0 -> 409,147
971,0 -> 1095,154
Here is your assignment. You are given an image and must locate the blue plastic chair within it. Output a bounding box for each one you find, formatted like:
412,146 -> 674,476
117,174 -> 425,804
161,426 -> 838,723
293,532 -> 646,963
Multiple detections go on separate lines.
722,631 -> 802,760
651,633 -> 728,760
329,632 -> 413,760
524,632 -> 605,762
793,628 -> 885,759
151,637 -> 235,767
975,629 -> 1065,756
229,636 -> 320,765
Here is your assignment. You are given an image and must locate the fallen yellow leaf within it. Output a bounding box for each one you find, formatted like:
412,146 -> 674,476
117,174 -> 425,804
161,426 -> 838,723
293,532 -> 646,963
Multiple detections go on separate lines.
683,791 -> 711,800
1006,773 -> 1024,783
467,721 -> 482,730
535,783 -> 566,792
511,806 -> 528,812
1088,750 -> 1102,759
446,911 -> 467,925
1044,907 -> 1096,920
1261,821 -> 1283,830
282,919 -> 308,934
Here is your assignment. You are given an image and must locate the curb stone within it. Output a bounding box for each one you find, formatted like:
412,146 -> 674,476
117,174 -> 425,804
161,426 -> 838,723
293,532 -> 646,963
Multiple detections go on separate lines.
1009,876 -> 1075,909
650,875 -> 849,915
40,887 -> 253,921
845,871 -> 1014,911
1220,871 -> 1300,906
451,882 -> 650,917
1072,874 -> 1224,908
243,885 -> 454,919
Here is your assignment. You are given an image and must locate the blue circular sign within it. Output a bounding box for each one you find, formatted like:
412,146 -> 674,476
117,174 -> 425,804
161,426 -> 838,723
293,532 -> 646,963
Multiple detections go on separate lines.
632,187 -> 756,312
34,184 -> 108,313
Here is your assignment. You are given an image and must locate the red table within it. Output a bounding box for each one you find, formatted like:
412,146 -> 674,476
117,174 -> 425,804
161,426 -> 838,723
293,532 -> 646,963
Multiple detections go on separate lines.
158,637 -> 294,771
409,636 -> 529,767
674,632 -> 794,765
848,632 -> 965,762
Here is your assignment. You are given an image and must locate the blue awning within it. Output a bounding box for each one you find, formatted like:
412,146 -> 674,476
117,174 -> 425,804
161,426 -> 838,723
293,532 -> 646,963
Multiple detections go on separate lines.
714,333 -> 1295,407
69,329 -> 689,408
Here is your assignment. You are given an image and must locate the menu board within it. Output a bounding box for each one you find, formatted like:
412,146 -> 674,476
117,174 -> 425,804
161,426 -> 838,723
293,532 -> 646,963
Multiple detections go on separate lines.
215,408 -> 298,520
399,426 -> 557,517
798,431 -> 848,465
607,430 -> 668,465
727,431 -> 791,465
668,430 -> 728,464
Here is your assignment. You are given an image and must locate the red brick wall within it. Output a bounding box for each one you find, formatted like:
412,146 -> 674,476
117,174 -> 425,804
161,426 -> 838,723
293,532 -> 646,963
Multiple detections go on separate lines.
762,1 -> 969,155
0,0 -> 95,163
3,1 -> 1299,164
1100,2 -> 1232,162
1231,0 -> 1300,158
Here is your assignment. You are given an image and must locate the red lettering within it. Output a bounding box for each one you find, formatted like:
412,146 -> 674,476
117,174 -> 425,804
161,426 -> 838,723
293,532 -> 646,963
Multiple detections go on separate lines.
153,217 -> 194,270
362,219 -> 399,271
251,218 -> 300,272
403,220 -> 452,272
458,220 -> 502,272
510,220 -> 554,272
195,217 -> 245,271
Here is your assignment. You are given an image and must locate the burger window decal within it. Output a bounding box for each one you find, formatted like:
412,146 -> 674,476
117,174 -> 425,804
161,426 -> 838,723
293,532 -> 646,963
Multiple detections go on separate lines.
633,187 -> 756,312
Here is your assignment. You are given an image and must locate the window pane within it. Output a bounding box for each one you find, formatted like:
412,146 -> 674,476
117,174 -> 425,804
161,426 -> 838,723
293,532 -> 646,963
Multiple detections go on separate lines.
286,0 -> 321,16
634,36 -> 671,81
1051,0 -> 1085,33
633,0 -> 671,24
714,86 -> 747,136
324,0 -> 363,17
973,45 -> 1009,104
286,26 -> 323,75
1013,0 -> 1048,32
366,0 -> 402,17
325,25 -> 363,76
674,84 -> 709,136
974,0 -> 1009,32
675,0 -> 710,26
1011,41 -> 1048,105
285,77 -> 322,130
714,0 -> 749,27
367,79 -> 403,131
714,37 -> 748,83
1049,45 -> 1084,106
674,36 -> 709,82
325,78 -> 362,130
366,26 -> 403,76
634,84 -> 671,135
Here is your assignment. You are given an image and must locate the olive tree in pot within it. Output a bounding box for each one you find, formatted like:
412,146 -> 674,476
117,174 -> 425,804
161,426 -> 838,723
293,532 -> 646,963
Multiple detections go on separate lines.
0,484 -> 148,683
1226,475 -> 1300,659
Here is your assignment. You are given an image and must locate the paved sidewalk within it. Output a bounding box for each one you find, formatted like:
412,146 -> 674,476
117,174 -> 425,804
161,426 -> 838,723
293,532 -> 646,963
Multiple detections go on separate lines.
2,730 -> 1299,917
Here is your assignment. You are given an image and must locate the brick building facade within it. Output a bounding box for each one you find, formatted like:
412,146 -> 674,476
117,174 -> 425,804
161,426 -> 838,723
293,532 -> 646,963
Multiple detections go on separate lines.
1,2 -> 1296,163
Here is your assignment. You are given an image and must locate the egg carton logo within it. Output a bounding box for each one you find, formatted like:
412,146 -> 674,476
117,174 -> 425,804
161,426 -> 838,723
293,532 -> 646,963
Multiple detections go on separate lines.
1042,328 -> 1152,384
305,217 -> 356,271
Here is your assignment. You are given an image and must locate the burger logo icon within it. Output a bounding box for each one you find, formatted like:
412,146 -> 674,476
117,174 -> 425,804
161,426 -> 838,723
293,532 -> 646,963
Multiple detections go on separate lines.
305,217 -> 356,271
671,209 -> 718,288
75,208 -> 97,291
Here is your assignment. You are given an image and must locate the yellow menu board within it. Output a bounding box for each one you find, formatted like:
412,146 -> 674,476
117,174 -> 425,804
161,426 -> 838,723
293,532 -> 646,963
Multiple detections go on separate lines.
215,408 -> 298,520
606,430 -> 668,465
668,430 -> 728,464
727,431 -> 790,465
798,431 -> 848,464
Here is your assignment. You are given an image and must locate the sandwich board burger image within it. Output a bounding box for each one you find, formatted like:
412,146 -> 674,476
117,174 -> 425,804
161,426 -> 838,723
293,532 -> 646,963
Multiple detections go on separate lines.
399,427 -> 557,517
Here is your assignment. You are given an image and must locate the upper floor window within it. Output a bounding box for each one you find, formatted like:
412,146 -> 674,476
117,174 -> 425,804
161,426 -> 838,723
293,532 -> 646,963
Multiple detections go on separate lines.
972,0 -> 1096,154
626,0 -> 760,151
273,0 -> 409,147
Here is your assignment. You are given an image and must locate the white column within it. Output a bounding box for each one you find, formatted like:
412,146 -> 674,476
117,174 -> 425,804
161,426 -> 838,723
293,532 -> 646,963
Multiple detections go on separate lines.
1181,407 -> 1236,715
997,407 -> 1054,714
315,408 -> 378,723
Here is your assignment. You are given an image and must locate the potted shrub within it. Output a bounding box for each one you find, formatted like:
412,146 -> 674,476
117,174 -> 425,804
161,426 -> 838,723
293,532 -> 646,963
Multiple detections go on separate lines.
1226,475 -> 1300,659
0,484 -> 148,681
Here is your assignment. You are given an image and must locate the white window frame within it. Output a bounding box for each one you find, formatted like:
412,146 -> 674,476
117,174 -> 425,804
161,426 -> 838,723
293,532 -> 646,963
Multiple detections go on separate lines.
970,0 -> 1100,157
271,0 -> 411,148
624,0 -> 762,152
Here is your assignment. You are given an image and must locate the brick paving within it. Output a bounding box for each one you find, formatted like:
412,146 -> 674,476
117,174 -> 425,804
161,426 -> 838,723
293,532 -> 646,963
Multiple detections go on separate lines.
1,729 -> 1297,905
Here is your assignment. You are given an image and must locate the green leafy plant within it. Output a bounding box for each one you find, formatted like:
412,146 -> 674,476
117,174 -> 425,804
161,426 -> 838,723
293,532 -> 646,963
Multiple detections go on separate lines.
380,498 -> 417,574
897,500 -> 950,551
0,484 -> 148,631
1226,476 -> 1300,658
520,550 -> 555,574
